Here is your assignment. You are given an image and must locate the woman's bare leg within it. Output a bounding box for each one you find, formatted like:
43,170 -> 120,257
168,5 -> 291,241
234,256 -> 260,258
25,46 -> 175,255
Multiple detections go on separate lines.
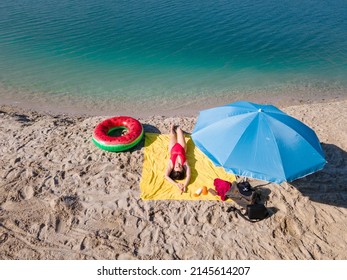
176,127 -> 186,151
168,124 -> 177,152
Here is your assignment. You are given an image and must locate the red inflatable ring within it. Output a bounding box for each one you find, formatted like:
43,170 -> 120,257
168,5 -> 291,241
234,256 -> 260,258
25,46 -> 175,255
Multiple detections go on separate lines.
92,116 -> 144,152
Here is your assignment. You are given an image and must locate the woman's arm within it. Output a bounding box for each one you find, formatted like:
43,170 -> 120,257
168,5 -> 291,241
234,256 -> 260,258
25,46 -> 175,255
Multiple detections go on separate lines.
183,162 -> 191,189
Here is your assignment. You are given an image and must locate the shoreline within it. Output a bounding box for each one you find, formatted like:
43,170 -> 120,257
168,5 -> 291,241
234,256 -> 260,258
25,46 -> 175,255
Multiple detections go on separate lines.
0,99 -> 347,260
1,84 -> 346,117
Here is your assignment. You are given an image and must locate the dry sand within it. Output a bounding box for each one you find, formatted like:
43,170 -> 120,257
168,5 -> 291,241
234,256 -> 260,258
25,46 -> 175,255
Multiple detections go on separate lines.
0,99 -> 346,260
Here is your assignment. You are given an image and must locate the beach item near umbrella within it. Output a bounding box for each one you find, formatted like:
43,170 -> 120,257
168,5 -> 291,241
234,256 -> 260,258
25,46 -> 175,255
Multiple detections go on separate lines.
191,101 -> 326,183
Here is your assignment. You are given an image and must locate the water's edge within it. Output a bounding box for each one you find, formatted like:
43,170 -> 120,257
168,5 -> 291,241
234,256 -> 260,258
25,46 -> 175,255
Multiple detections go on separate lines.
1,84 -> 346,117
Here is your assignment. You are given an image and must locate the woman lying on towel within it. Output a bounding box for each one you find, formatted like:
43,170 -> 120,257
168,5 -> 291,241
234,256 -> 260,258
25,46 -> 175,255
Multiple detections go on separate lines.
164,125 -> 191,194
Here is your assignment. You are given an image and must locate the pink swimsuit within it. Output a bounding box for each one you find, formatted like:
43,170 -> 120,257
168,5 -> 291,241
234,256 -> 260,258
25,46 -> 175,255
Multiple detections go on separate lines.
170,143 -> 186,166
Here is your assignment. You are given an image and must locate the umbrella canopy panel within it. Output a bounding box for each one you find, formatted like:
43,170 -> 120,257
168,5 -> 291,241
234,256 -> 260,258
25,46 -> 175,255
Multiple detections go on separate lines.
192,101 -> 326,183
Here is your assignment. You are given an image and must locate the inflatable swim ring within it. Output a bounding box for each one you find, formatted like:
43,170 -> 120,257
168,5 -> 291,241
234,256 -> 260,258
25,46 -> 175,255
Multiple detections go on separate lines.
92,116 -> 144,152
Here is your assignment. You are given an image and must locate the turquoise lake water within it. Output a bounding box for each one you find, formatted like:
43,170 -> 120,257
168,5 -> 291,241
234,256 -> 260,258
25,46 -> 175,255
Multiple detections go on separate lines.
0,0 -> 346,115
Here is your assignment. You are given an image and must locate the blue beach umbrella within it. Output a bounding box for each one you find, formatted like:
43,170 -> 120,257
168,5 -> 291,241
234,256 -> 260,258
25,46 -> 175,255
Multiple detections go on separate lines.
192,101 -> 326,183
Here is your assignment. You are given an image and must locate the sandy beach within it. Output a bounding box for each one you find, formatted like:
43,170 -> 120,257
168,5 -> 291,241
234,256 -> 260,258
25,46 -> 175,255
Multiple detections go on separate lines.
0,99 -> 346,260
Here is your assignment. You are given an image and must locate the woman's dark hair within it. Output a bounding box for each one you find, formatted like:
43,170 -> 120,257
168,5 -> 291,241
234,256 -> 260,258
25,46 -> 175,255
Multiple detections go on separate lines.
170,168 -> 186,180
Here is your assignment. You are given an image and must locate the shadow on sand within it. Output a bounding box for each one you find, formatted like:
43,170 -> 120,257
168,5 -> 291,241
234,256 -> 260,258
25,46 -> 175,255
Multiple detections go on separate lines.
142,124 -> 161,134
127,124 -> 161,152
291,143 -> 347,208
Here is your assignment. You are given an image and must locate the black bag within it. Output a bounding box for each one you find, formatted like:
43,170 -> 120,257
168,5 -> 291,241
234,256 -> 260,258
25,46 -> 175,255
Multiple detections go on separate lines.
227,204 -> 269,223
246,204 -> 269,220
226,180 -> 269,223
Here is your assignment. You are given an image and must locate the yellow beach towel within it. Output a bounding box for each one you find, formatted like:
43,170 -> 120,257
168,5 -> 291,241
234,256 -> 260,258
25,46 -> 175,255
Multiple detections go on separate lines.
140,133 -> 236,200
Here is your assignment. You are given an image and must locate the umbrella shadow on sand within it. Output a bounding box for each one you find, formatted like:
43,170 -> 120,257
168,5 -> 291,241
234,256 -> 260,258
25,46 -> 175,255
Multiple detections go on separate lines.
291,143 -> 347,208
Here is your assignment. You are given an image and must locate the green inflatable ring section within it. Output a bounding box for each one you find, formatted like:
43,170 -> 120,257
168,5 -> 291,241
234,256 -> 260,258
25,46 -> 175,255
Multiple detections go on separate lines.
92,128 -> 144,152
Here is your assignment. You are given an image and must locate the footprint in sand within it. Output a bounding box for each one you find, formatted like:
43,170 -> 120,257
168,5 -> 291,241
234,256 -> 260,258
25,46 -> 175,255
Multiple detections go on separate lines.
0,233 -> 8,244
20,185 -> 34,200
36,223 -> 46,241
55,216 -> 64,233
